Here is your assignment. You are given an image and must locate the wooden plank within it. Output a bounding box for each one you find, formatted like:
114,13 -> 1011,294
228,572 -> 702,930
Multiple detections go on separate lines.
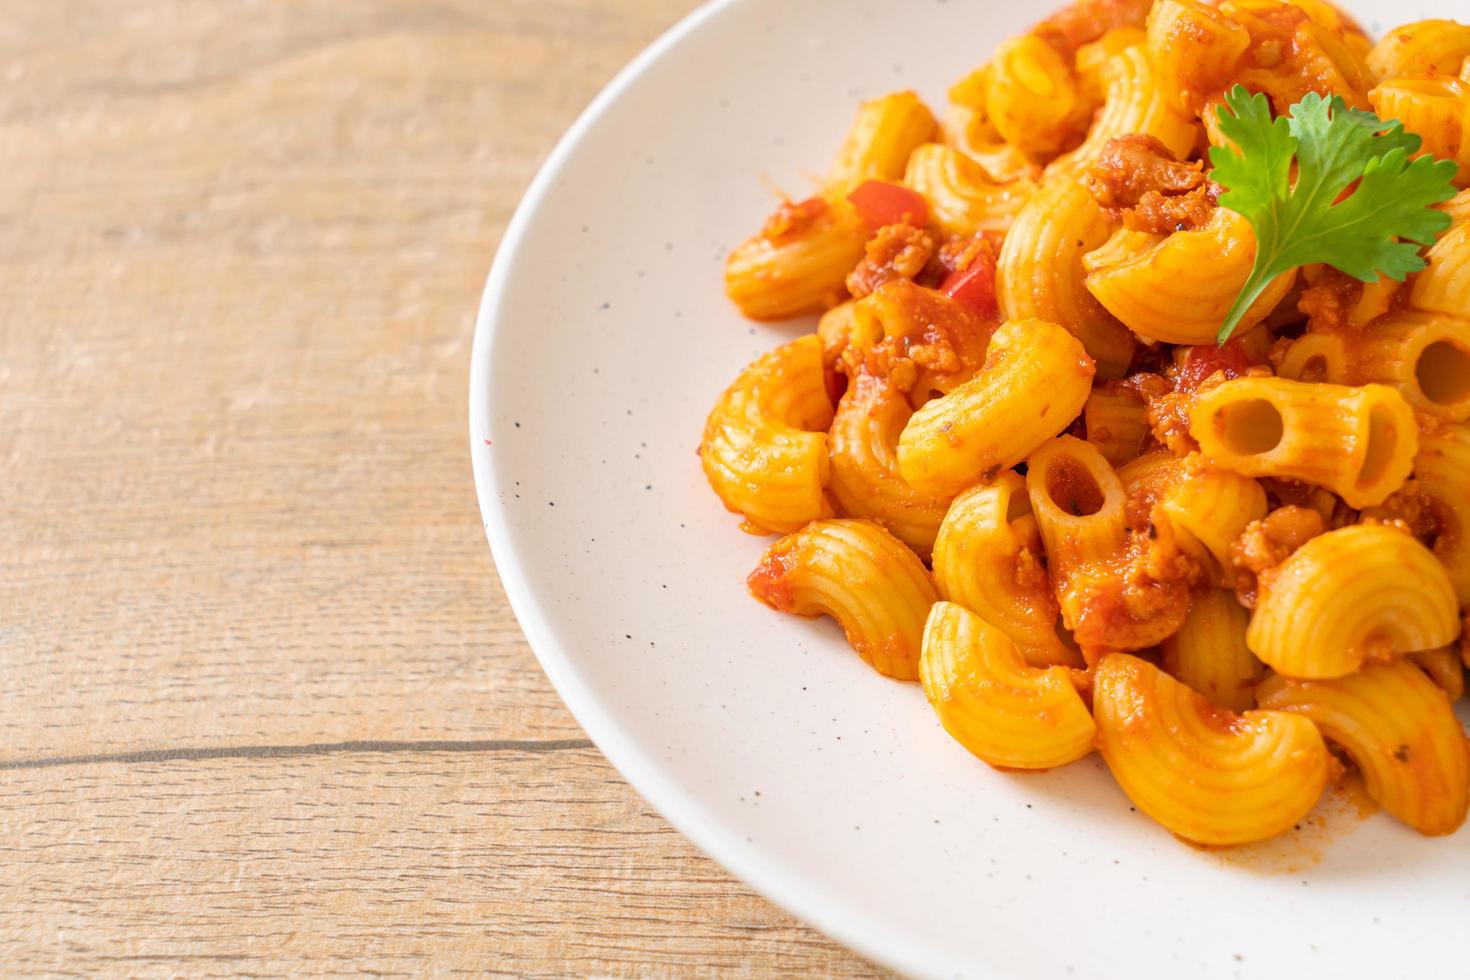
0,748 -> 883,976
0,0 -> 689,761
0,0 -> 884,972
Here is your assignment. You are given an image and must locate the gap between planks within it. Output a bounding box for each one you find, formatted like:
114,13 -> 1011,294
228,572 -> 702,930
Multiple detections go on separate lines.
0,738 -> 596,771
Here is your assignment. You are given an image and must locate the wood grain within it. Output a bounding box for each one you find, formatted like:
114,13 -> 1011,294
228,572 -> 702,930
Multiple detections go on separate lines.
0,2 -> 884,974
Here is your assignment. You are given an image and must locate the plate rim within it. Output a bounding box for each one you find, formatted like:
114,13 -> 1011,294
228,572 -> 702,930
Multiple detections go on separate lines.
467,1 -> 943,974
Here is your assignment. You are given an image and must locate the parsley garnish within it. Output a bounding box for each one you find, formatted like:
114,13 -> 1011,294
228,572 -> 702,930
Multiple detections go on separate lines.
1209,84 -> 1459,344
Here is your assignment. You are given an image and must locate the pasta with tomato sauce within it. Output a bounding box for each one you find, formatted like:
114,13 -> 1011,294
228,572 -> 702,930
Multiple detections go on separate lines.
701,0 -> 1470,847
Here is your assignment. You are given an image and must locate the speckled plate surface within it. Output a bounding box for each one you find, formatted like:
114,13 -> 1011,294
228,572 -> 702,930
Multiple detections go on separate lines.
470,2 -> 1470,976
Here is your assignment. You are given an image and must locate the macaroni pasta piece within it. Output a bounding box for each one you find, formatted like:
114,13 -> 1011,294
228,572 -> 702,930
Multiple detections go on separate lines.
1189,377 -> 1418,509
747,519 -> 938,681
1032,0 -> 1156,53
725,89 -> 939,320
1267,0 -> 1369,40
828,91 -> 938,195
844,280 -> 998,400
1414,423 -> 1470,606
725,199 -> 869,320
920,602 -> 1096,770
1410,646 -> 1467,702
1161,588 -> 1263,711
1199,98 -> 1232,149
1368,76 -> 1470,187
817,301 -> 857,371
1026,436 -> 1190,652
1347,276 -> 1404,329
1119,449 -> 1260,587
828,371 -> 952,555
897,319 -> 1095,497
1146,0 -> 1252,115
903,143 -> 1037,237
1083,208 -> 1297,344
1411,215 -> 1470,319
1093,653 -> 1331,846
940,103 -> 1040,185
997,177 -> 1137,377
1047,44 -> 1200,178
1024,442 -> 1125,588
931,472 -> 1078,667
1258,661 -> 1470,836
1296,18 -> 1378,103
1083,387 -> 1151,467
1228,1 -> 1375,110
1368,20 -> 1470,82
1345,311 -> 1470,421
1247,525 -> 1461,679
1118,447 -> 1179,500
984,35 -> 1087,157
1083,227 -> 1163,274
1157,454 -> 1268,584
1075,28 -> 1150,107
1438,186 -> 1470,224
1274,331 -> 1349,383
699,335 -> 834,534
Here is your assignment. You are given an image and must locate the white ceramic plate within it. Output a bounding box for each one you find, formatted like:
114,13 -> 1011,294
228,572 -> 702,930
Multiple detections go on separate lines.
471,3 -> 1469,976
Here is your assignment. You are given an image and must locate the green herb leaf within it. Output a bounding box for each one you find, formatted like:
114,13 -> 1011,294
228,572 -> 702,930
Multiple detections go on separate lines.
1209,85 -> 1459,344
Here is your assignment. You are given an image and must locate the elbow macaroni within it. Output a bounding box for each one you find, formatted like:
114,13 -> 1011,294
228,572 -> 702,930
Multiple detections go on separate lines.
725,200 -> 869,320
1439,187 -> 1470,224
903,143 -> 1037,237
931,472 -> 1077,667
1083,208 -> 1297,345
1368,76 -> 1470,187
1228,1 -> 1374,110
940,103 -> 1040,185
997,177 -> 1137,377
828,371 -> 952,555
1093,653 -> 1331,846
984,35 -> 1088,157
845,280 -> 997,402
1189,377 -> 1418,509
700,335 -> 834,534
1368,20 -> 1470,79
1247,525 -> 1461,679
1162,588 -> 1262,712
920,602 -> 1096,770
828,91 -> 938,194
1344,312 -> 1470,422
897,319 -> 1095,497
1410,647 -> 1466,702
1156,454 -> 1268,584
747,519 -> 938,681
1083,387 -> 1151,467
1075,28 -> 1150,106
1047,44 -> 1200,178
1258,661 -> 1470,836
708,0 -> 1470,849
1275,331 -> 1349,384
1411,218 -> 1470,319
1146,0 -> 1251,115
1414,423 -> 1470,606
1027,436 -> 1190,652
1026,436 -> 1126,590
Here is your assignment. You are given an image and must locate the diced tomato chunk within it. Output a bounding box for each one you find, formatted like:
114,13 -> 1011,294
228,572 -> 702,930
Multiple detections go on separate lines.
939,252 -> 999,319
1174,338 -> 1258,393
846,180 -> 930,230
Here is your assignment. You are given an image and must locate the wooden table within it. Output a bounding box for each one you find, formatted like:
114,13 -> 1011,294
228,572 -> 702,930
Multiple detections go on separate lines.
0,2 -> 883,973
